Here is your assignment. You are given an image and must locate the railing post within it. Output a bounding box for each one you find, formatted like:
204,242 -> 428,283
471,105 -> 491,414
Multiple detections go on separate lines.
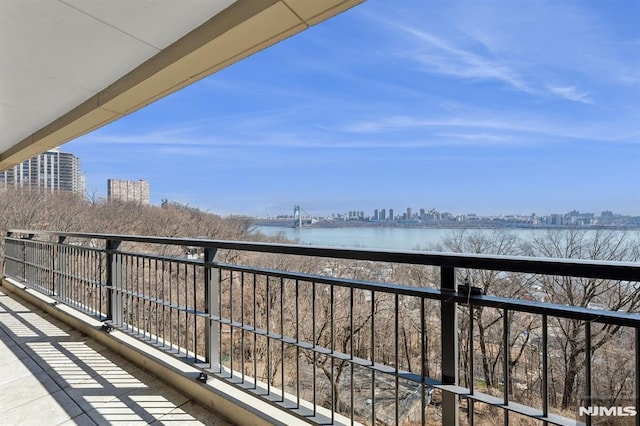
24,233 -> 35,285
441,266 -> 459,425
56,236 -> 67,301
4,231 -> 13,279
106,240 -> 122,325
204,248 -> 220,370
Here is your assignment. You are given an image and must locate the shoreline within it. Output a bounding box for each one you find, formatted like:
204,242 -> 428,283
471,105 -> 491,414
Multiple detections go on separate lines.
252,220 -> 640,231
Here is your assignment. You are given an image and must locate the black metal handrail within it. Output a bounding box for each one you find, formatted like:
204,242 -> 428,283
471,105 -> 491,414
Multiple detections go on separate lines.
4,229 -> 640,426
8,229 -> 640,280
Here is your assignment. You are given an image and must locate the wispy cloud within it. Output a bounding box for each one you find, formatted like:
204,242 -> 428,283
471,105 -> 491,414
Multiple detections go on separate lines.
433,132 -> 513,143
396,26 -> 533,93
81,106 -> 639,157
355,7 -> 535,93
361,6 -> 620,105
341,115 -> 540,135
339,112 -> 640,145
546,85 -> 594,104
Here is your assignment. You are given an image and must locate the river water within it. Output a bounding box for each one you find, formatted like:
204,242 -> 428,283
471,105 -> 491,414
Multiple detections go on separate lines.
252,226 -> 549,250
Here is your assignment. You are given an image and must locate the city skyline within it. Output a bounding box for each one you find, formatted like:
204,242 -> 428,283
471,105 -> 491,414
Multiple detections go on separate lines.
65,0 -> 640,217
267,205 -> 636,223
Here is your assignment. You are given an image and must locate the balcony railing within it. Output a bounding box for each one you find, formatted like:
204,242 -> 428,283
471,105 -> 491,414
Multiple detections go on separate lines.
4,230 -> 640,425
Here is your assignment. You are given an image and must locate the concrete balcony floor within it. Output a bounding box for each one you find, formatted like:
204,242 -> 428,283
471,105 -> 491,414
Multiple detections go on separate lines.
0,287 -> 230,425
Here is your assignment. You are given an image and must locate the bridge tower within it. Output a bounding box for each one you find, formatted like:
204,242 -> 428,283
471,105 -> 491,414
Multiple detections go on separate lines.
293,205 -> 302,228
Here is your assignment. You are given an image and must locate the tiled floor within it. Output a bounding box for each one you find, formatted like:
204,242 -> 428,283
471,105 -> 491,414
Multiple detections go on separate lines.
0,287 -> 231,425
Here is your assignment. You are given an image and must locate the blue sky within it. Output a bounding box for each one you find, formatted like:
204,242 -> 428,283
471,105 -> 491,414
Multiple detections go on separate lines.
67,0 -> 640,217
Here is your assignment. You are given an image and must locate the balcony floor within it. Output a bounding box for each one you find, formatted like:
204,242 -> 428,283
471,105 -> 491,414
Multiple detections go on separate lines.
0,286 -> 230,425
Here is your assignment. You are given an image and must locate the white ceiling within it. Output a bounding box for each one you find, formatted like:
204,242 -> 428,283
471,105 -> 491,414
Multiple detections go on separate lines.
0,0 -> 365,171
0,0 -> 235,155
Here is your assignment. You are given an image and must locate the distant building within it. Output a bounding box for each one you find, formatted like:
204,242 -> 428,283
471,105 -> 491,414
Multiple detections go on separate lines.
550,214 -> 565,226
0,148 -> 85,194
107,179 -> 150,204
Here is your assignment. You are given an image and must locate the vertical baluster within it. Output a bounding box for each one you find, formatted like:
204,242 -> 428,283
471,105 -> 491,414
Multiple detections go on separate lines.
253,273 -> 257,388
312,280 -> 317,416
421,297 -> 427,426
230,271 -> 234,377
296,279 -> 300,408
280,276 -> 285,402
542,314 -> 548,425
106,240 -> 122,326
204,248 -> 219,369
350,286 -> 354,425
192,263 -> 197,361
635,327 -> 639,426
57,236 -> 67,302
440,266 -> 459,425
585,321 -> 592,426
241,272 -> 245,384
331,283 -> 335,423
469,304 -> 475,424
371,290 -> 376,425
155,259 -> 159,344
266,275 -> 271,395
503,308 -> 509,426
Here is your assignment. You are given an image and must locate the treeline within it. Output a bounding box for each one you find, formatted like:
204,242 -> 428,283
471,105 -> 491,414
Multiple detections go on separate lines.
0,189 -> 253,238
0,189 -> 254,269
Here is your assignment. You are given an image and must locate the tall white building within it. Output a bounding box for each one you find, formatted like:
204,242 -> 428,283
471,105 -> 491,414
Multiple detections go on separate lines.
107,179 -> 150,205
0,148 -> 85,194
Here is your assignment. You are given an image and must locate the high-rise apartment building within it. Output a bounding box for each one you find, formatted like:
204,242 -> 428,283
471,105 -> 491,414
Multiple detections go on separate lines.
0,148 -> 85,194
107,179 -> 150,204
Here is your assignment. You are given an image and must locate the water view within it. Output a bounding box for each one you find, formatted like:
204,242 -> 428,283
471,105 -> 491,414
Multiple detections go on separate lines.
252,226 -> 635,251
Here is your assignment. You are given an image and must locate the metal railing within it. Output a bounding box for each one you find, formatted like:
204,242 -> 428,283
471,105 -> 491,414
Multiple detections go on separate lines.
3,230 -> 640,425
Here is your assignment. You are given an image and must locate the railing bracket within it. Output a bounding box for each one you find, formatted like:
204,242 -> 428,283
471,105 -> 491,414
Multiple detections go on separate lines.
458,277 -> 484,303
197,372 -> 208,383
101,323 -> 114,333
457,283 -> 484,296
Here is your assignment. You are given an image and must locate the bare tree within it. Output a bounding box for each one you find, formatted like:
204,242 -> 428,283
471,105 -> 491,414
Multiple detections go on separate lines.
436,229 -> 533,391
522,229 -> 640,409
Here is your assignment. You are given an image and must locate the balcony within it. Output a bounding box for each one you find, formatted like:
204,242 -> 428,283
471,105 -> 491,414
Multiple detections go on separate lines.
3,229 -> 640,425
0,285 -> 231,425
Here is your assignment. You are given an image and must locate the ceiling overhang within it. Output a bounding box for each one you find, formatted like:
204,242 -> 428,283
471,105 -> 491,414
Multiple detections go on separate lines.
0,0 -> 364,171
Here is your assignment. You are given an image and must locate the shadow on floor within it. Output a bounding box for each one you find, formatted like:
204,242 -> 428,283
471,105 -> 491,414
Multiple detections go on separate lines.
0,286 -> 230,425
